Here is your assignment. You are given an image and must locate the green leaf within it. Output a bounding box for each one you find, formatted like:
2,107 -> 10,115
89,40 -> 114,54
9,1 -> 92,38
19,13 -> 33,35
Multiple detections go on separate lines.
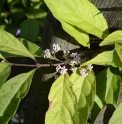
109,103 -> 122,124
0,52 -> 18,58
0,29 -> 35,60
96,67 -> 121,105
20,19 -> 40,42
115,43 -> 122,62
44,0 -> 109,40
0,53 -> 6,60
49,11 -> 89,47
100,30 -> 122,46
29,0 -> 43,9
0,69 -> 36,124
0,63 -> 11,88
18,38 -> 44,57
45,73 -> 78,124
70,70 -> 96,124
11,7 -> 25,19
91,67 -> 121,123
91,95 -> 104,124
25,8 -> 47,20
0,38 -> 44,58
82,50 -> 122,67
62,25 -> 89,47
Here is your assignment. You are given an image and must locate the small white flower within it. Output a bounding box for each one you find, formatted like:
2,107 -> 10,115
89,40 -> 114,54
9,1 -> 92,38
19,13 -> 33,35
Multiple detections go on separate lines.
53,44 -> 60,52
87,64 -> 93,71
56,65 -> 62,72
80,68 -> 88,77
56,65 -> 67,74
70,67 -> 77,72
74,55 -> 81,63
70,52 -> 77,58
70,53 -> 81,65
63,50 -> 66,54
52,51 -> 55,54
44,49 -> 51,58
70,60 -> 77,65
60,66 -> 68,74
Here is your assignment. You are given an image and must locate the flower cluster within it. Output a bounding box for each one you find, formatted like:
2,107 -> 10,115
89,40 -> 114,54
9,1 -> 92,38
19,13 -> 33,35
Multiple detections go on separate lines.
80,68 -> 88,77
44,44 -> 60,58
87,64 -> 93,71
43,43 -> 93,77
70,52 -> 81,65
44,49 -> 51,58
80,64 -> 93,77
53,44 -> 60,53
56,65 -> 68,74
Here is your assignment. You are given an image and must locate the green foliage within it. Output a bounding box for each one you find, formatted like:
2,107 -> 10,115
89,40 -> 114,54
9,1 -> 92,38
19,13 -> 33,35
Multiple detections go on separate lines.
0,29 -> 35,60
0,0 -> 122,124
82,50 -> 122,67
0,0 -> 47,43
115,43 -> 122,62
46,8 -> 90,47
91,67 -> 121,123
19,19 -> 40,43
109,103 -> 122,124
70,70 -> 96,124
45,73 -> 78,124
100,30 -> 122,46
0,53 -> 6,60
18,38 -> 44,57
44,0 -> 109,47
0,69 -> 35,124
0,63 -> 11,88
96,67 -> 121,105
91,95 -> 104,124
26,8 -> 47,21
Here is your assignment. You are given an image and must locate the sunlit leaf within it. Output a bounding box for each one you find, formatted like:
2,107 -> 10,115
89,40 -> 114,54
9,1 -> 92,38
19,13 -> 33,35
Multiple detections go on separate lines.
115,43 -> 122,62
18,38 -> 44,57
109,103 -> 122,124
62,24 -> 89,47
70,70 -> 96,124
0,29 -> 35,60
0,63 -> 11,88
96,67 -> 121,105
48,11 -> 89,47
100,30 -> 122,46
82,50 -> 122,67
91,67 -> 121,123
45,73 -> 78,124
0,69 -> 36,124
44,0 -> 109,41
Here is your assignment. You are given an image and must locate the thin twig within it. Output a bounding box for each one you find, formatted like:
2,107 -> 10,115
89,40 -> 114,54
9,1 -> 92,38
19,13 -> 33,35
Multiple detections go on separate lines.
21,0 -> 26,8
7,60 -> 70,68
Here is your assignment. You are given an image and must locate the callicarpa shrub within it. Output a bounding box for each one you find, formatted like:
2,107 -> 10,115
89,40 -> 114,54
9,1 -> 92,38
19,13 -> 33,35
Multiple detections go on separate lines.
0,0 -> 122,124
